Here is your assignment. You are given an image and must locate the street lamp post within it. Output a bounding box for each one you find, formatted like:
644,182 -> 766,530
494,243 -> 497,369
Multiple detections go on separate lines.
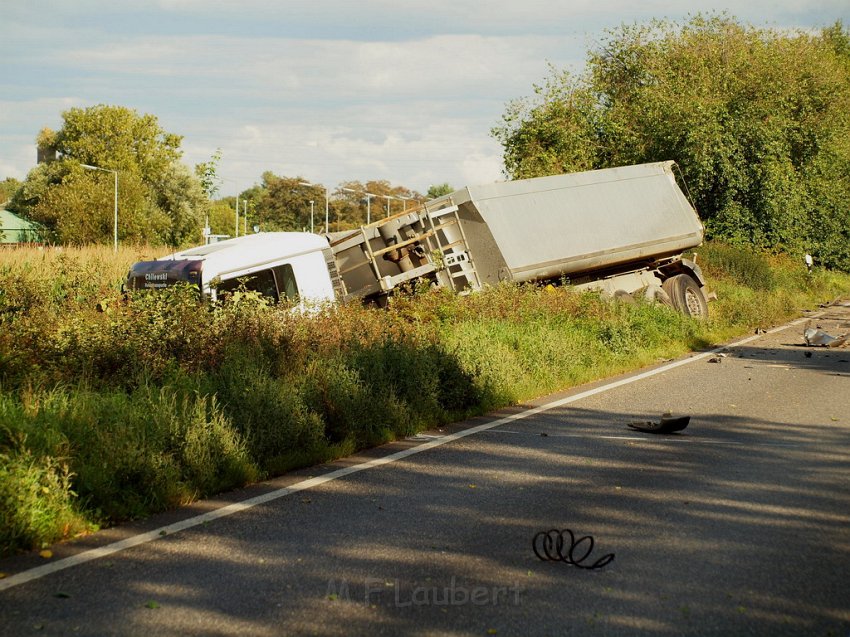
81,163 -> 118,252
365,192 -> 378,225
309,200 -> 315,233
299,181 -> 329,233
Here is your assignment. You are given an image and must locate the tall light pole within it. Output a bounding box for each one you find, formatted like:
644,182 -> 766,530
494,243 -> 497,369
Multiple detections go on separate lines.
308,200 -> 315,233
299,181 -> 329,233
365,192 -> 378,225
81,164 -> 118,252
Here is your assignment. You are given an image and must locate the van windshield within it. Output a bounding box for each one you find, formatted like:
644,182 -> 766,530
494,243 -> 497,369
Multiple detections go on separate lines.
215,263 -> 299,303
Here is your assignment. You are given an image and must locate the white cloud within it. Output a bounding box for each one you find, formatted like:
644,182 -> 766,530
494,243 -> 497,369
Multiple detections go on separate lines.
149,0 -> 848,32
41,32 -> 579,98
12,31 -> 575,193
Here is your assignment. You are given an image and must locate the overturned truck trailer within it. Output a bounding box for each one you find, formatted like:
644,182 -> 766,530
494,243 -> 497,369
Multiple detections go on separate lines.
126,161 -> 711,317
329,160 -> 710,316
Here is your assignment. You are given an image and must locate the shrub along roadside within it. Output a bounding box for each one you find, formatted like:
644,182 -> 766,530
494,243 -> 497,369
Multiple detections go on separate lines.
0,242 -> 848,555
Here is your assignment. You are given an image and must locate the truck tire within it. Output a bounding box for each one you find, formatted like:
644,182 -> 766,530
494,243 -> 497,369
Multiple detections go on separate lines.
613,289 -> 635,304
662,274 -> 708,319
638,284 -> 673,307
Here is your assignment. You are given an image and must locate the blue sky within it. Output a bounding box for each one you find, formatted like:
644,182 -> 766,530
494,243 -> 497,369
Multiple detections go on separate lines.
2,1 -> 847,197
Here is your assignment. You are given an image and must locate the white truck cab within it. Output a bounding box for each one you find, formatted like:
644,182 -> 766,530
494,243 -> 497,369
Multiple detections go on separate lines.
125,232 -> 342,307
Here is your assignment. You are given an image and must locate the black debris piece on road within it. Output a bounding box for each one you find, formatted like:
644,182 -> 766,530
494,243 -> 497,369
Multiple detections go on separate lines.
532,529 -> 615,570
628,414 -> 691,434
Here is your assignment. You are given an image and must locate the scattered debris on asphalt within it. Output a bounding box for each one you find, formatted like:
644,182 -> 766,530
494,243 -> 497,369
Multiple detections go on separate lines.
627,413 -> 690,434
803,322 -> 848,348
708,353 -> 727,363
820,297 -> 850,308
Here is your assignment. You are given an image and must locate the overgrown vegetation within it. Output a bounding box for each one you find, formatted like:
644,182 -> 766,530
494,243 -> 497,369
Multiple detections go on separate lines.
0,244 -> 847,555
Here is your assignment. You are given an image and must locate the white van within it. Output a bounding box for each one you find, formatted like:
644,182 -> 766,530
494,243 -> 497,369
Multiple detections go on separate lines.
125,232 -> 343,306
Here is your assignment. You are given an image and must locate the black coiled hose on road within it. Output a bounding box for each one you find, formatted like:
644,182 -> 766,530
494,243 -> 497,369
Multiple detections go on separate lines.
532,529 -> 615,570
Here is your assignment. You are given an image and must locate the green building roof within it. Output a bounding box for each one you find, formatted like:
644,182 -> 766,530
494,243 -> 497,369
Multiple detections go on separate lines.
0,209 -> 41,244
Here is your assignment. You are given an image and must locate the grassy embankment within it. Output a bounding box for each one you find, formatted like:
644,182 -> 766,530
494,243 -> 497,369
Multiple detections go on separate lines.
1,243 -> 848,556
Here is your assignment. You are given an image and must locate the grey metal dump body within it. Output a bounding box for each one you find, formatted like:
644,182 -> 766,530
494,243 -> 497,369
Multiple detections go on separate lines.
428,161 -> 703,286
327,161 -> 703,302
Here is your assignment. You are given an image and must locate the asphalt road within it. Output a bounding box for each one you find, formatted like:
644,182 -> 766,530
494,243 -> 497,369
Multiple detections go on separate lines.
2,306 -> 849,636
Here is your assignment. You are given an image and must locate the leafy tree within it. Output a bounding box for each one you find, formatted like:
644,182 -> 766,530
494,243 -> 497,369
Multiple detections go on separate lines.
26,163 -> 167,245
492,65 -> 600,179
0,178 -> 21,205
823,20 -> 850,61
426,183 -> 455,199
157,162 -> 208,246
246,172 -> 315,231
332,180 -> 422,229
195,149 -> 222,199
12,105 -> 206,246
56,105 -> 182,182
331,182 -> 366,230
207,200 -> 237,237
493,16 -> 850,269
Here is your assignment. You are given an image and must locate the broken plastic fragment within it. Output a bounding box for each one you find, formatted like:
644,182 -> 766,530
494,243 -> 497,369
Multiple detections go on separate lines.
803,324 -> 848,348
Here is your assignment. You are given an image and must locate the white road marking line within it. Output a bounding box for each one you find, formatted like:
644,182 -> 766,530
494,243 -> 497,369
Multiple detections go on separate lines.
0,315 -> 816,592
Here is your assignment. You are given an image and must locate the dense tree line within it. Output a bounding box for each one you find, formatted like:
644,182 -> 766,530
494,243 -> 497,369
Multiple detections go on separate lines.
492,16 -> 850,270
5,105 -> 436,247
211,174 -> 424,237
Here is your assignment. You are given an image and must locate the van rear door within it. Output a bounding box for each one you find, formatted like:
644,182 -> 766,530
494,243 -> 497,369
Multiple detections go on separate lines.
126,259 -> 203,290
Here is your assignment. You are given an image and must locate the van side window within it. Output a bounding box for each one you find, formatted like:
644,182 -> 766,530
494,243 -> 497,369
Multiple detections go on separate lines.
273,264 -> 299,301
217,269 -> 279,302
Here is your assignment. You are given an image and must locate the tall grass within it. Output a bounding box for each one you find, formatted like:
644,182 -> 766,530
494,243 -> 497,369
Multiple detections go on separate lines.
0,242 -> 848,555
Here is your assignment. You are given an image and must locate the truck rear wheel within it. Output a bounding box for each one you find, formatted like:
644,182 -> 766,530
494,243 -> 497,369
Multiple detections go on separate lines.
613,289 -> 635,304
637,284 -> 673,307
662,274 -> 708,319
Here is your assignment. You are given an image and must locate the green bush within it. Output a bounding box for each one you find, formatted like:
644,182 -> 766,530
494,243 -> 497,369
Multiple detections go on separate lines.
211,350 -> 325,467
699,242 -> 776,290
1,386 -> 258,525
0,447 -> 88,554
